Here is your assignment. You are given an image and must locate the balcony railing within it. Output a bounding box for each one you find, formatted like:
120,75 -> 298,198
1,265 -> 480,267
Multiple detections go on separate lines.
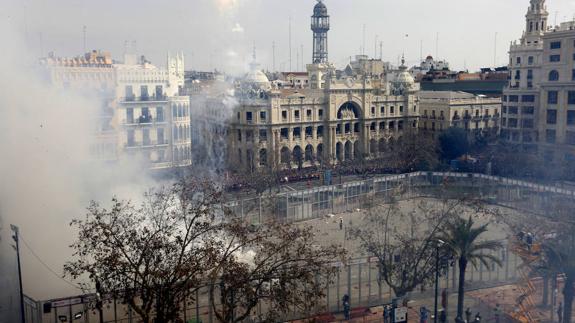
122,95 -> 168,102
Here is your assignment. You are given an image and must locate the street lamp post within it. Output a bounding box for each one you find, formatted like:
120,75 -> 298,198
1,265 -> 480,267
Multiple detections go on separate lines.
10,225 -> 26,323
434,239 -> 445,323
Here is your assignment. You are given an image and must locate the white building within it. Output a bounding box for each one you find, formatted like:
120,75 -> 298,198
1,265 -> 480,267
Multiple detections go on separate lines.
410,55 -> 450,77
41,50 -> 192,169
419,91 -> 501,137
502,0 -> 575,164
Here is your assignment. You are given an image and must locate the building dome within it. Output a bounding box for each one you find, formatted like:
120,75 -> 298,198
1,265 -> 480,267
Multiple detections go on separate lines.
313,1 -> 328,16
396,56 -> 415,86
244,69 -> 270,85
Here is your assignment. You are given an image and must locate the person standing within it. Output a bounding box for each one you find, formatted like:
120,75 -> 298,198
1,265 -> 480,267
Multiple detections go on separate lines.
383,305 -> 390,323
465,308 -> 472,323
339,217 -> 343,231
558,302 -> 563,323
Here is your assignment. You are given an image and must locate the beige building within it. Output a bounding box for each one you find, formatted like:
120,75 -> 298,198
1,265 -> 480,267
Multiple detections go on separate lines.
502,0 -> 575,164
419,91 -> 501,136
228,1 -> 419,171
41,50 -> 192,169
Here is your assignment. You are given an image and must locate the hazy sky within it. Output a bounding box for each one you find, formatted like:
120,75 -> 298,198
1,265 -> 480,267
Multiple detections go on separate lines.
4,0 -> 575,73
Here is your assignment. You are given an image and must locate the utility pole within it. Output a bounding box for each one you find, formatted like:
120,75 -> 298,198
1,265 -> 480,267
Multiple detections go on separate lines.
436,32 -> 439,59
289,16 -> 292,71
379,41 -> 383,60
10,225 -> 25,323
301,44 -> 304,70
362,24 -> 366,56
83,25 -> 87,53
494,32 -> 498,67
272,41 -> 276,72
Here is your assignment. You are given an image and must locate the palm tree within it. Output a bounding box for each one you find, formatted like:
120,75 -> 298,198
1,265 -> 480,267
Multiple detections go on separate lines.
539,237 -> 575,323
438,217 -> 503,323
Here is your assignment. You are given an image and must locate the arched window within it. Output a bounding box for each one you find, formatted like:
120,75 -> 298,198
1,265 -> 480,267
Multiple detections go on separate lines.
549,70 -> 559,81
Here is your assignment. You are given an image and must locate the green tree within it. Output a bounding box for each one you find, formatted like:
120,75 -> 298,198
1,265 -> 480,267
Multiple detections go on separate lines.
438,217 -> 502,323
438,127 -> 469,161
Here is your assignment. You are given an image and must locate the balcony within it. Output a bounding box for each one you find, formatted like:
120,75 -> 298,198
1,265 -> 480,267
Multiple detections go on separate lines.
122,95 -> 168,103
138,115 -> 153,124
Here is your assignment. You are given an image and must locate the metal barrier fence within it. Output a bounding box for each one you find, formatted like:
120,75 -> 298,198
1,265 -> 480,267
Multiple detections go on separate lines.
228,172 -> 575,225
39,172 -> 575,323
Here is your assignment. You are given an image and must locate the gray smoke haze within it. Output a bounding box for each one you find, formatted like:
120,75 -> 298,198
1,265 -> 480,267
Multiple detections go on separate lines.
0,18 -> 158,300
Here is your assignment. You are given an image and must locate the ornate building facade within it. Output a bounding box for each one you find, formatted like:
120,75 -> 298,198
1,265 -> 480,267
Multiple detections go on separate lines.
228,1 -> 419,171
502,0 -> 575,163
41,51 -> 192,169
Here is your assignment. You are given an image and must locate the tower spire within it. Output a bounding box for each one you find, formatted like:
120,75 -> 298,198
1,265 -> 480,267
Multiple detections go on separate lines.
311,0 -> 330,64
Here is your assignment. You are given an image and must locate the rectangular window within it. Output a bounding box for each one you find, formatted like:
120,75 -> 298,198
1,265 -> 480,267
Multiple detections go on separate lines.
126,108 -> 134,124
572,70 -> 575,81
550,55 -> 561,62
380,106 -> 385,114
503,95 -> 507,102
522,95 -> 535,102
547,109 -> 557,124
280,128 -> 288,139
509,95 -> 519,102
390,106 -> 395,114
567,131 -> 575,145
307,109 -> 313,118
260,111 -> 266,121
522,106 -> 535,114
508,118 -> 518,128
573,53 -> 575,61
259,129 -> 267,141
371,107 -> 376,116
516,57 -> 521,64
502,106 -> 507,114
317,126 -> 324,137
157,128 -> 165,144
522,119 -> 534,129
142,129 -> 150,146
528,56 -> 534,65
548,91 -> 558,104
399,106 -> 404,113
140,85 -> 149,100
508,107 -> 518,114
125,85 -> 134,100
569,91 -> 575,104
568,111 -> 575,125
527,70 -> 533,80
318,109 -> 323,118
282,110 -> 287,120
155,85 -> 163,98
156,107 -> 164,122
127,130 -> 135,147
546,129 -> 556,143
294,110 -> 300,119
246,111 -> 253,122
550,41 -> 562,49
140,107 -> 151,123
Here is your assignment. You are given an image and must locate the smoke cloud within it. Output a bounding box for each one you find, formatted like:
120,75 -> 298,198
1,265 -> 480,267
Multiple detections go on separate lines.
0,17 -> 156,300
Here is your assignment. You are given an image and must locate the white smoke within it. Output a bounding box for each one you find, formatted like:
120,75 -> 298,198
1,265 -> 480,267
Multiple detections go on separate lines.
0,18 -> 156,300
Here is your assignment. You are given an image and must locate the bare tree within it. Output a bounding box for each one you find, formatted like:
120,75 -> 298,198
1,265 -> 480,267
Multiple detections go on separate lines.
64,179 -> 226,323
350,198 -> 479,298
208,220 -> 346,322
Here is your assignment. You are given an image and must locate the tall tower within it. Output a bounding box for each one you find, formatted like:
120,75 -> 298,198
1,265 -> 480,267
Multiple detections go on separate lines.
524,0 -> 548,42
311,0 -> 330,64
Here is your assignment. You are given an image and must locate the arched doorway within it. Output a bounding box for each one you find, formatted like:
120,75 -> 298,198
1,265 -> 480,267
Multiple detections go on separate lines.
293,146 -> 303,168
344,141 -> 353,160
305,144 -> 314,162
280,147 -> 291,165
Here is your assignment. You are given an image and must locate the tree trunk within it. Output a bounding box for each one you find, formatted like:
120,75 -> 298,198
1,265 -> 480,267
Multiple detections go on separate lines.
564,275 -> 575,323
456,257 -> 468,323
542,273 -> 549,307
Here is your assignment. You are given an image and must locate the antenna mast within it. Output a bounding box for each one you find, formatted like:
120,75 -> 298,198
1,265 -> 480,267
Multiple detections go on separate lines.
83,25 -> 87,53
289,16 -> 292,71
